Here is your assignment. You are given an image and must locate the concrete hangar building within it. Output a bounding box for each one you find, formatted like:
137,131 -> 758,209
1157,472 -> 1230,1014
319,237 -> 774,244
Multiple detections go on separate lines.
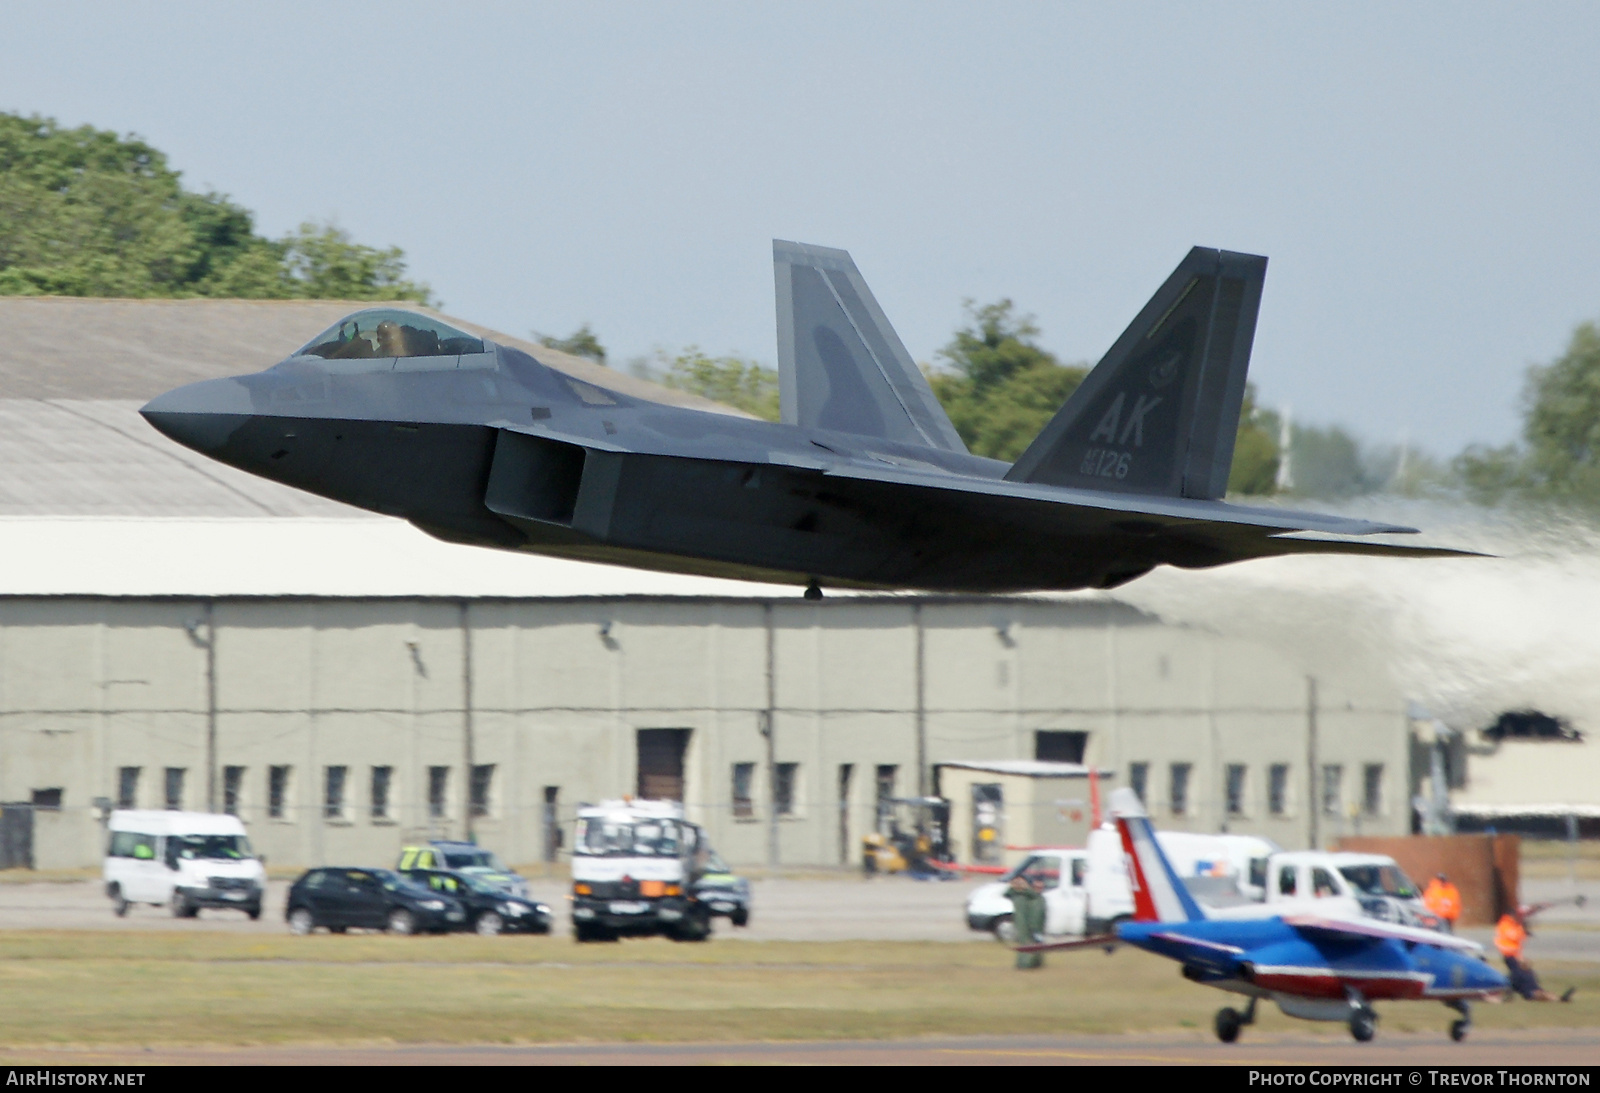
0,297 -> 1411,870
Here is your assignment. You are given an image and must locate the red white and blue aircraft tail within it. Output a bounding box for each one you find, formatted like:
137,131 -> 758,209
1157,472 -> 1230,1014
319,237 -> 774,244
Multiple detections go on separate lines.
1110,787 -> 1206,923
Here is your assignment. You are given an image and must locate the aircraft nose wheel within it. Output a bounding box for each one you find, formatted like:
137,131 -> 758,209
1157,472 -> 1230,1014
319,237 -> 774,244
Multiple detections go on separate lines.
1450,1019 -> 1469,1042
1348,1008 -> 1377,1042
1213,997 -> 1255,1043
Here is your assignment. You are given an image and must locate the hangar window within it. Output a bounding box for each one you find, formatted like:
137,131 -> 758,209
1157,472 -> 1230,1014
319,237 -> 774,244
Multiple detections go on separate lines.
164,768 -> 185,811
1321,764 -> 1344,817
1268,764 -> 1289,816
1225,764 -> 1246,817
117,767 -> 140,810
1168,763 -> 1191,816
428,766 -> 451,819
731,763 -> 755,819
470,765 -> 495,818
1128,762 -> 1148,805
294,309 -> 486,361
223,767 -> 244,816
774,763 -> 799,817
268,766 -> 292,821
371,767 -> 393,821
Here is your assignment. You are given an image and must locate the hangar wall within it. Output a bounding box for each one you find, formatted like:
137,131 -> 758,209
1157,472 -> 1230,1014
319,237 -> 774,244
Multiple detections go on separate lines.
0,594 -> 1409,870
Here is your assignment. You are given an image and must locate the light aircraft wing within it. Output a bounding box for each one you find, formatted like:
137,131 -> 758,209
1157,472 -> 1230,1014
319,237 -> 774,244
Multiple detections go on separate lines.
1281,913 -> 1485,954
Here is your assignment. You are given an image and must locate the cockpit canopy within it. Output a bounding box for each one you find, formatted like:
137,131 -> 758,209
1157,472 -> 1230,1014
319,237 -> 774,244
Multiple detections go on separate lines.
294,309 -> 486,361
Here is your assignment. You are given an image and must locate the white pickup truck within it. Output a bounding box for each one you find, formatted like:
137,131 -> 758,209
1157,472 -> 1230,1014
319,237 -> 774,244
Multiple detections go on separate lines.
965,827 -> 1278,940
1241,850 -> 1439,928
966,829 -> 1435,940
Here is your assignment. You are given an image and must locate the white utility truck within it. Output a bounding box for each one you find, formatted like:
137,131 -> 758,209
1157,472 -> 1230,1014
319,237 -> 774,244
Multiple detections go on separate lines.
103,810 -> 266,919
965,827 -> 1432,939
570,799 -> 713,942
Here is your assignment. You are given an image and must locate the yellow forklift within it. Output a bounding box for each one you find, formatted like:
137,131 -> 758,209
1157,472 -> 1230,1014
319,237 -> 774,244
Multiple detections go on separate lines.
861,796 -> 952,877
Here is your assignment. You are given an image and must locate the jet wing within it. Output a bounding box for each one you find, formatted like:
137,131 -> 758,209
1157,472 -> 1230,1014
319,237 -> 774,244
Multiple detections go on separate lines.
1281,913 -> 1485,953
814,457 -> 1435,540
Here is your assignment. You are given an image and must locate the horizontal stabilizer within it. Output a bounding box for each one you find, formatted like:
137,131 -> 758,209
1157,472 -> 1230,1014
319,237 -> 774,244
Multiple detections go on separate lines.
774,240 -> 966,453
1244,536 -> 1488,563
1007,247 -> 1266,500
1016,934 -> 1120,954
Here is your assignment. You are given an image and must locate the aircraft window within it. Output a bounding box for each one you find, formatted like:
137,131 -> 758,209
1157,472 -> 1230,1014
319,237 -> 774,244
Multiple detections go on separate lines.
1339,864 -> 1418,899
1311,867 -> 1339,898
295,310 -> 486,360
1278,865 -> 1297,897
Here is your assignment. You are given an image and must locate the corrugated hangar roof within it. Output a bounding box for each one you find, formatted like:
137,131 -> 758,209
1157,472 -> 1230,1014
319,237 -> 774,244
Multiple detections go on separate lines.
0,296 -> 740,413
0,297 -> 784,596
0,399 -> 353,517
0,296 -> 748,518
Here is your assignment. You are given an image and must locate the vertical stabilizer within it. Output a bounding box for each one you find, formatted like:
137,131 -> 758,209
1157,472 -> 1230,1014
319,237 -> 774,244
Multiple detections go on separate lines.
1110,787 -> 1205,923
774,240 -> 967,453
1006,247 -> 1266,499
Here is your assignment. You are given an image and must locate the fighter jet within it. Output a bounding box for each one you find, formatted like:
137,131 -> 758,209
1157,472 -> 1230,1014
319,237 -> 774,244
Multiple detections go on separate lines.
141,242 -> 1463,595
1022,788 -> 1507,1043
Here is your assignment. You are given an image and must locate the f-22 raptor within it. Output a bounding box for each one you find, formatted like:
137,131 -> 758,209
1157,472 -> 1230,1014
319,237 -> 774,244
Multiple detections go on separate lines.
142,242 -> 1461,595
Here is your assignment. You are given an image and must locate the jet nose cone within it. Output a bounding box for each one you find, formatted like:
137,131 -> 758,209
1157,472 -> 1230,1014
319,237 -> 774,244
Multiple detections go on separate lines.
140,378 -> 255,452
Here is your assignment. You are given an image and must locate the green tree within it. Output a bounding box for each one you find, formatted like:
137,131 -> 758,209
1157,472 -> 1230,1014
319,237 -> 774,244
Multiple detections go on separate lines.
927,299 -> 1280,493
0,111 -> 429,302
659,347 -> 779,420
1454,320 -> 1600,507
928,299 -> 1087,461
1228,386 -> 1280,495
535,323 -> 607,363
278,222 -> 432,304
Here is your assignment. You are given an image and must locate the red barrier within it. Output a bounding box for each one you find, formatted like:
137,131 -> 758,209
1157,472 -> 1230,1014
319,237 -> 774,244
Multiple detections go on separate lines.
929,859 -> 1008,875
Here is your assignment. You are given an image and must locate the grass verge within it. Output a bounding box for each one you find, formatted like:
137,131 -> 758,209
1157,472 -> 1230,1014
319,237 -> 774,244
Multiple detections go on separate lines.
0,932 -> 1594,1048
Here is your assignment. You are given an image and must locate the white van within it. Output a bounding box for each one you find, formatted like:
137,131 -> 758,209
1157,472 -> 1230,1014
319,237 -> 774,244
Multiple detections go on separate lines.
103,810 -> 265,919
1153,831 -> 1281,902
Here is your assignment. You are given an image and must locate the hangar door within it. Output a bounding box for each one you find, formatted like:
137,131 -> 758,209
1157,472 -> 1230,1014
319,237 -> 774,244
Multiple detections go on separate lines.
636,728 -> 692,801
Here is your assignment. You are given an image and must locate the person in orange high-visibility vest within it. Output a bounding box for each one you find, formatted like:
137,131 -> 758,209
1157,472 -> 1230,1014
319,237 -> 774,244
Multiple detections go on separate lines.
1422,873 -> 1462,933
1495,909 -> 1573,1002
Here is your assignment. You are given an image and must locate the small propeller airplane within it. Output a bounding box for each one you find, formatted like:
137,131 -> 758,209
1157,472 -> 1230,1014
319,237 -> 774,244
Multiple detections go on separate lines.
1020,787 -> 1508,1043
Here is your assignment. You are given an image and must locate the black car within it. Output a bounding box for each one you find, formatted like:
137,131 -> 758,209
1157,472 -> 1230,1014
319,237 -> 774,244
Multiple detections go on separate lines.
285,867 -> 466,935
692,850 -> 751,927
401,868 -> 553,935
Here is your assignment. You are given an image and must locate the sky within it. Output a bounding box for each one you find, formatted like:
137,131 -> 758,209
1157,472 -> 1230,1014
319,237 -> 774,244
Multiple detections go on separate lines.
5,2 -> 1600,457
